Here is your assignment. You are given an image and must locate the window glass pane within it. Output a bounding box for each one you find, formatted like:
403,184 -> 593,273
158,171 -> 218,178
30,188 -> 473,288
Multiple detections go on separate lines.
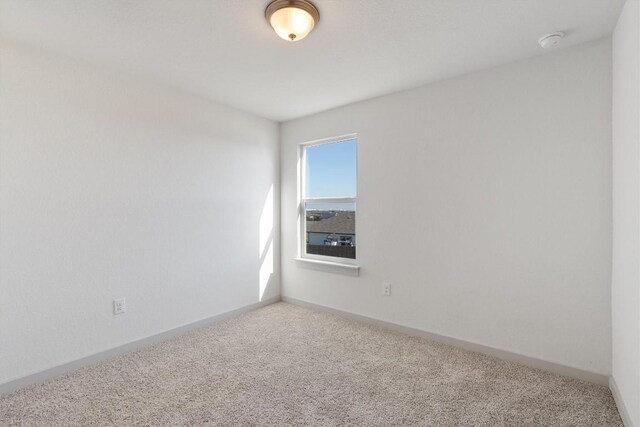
305,202 -> 356,259
305,138 -> 357,198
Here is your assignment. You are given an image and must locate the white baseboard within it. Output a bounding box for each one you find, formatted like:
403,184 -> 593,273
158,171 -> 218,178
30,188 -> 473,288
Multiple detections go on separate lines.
610,376 -> 636,427
282,296 -> 609,386
2,295 -> 613,399
0,296 -> 281,396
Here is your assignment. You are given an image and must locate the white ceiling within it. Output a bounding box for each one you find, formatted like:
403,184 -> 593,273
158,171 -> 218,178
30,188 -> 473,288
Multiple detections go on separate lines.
0,0 -> 625,122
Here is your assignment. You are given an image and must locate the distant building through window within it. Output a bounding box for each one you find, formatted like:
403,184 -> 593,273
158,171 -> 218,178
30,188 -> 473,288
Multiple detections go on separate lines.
300,135 -> 357,261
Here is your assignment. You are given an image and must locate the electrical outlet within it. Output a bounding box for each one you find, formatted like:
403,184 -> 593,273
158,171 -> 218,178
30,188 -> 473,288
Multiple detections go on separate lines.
113,298 -> 126,315
382,282 -> 391,296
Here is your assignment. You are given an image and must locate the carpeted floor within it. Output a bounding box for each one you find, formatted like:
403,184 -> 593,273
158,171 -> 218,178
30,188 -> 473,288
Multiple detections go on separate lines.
0,302 -> 622,426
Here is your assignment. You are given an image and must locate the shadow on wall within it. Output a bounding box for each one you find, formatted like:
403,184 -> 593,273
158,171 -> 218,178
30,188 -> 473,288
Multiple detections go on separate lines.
259,184 -> 275,301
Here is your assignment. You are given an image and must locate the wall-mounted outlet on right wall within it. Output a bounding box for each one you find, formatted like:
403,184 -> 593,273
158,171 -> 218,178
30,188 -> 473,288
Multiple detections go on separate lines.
382,283 -> 391,297
113,298 -> 126,315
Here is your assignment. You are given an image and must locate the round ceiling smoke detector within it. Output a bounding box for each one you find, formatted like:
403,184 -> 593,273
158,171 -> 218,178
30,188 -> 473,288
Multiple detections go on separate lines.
538,32 -> 565,49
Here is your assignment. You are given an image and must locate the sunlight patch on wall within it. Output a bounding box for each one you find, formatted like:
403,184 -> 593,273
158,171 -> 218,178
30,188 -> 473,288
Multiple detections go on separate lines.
259,185 -> 274,301
259,241 -> 274,301
259,185 -> 274,257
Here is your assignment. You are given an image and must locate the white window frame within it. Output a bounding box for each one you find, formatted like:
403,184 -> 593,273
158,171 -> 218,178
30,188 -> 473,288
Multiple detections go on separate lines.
298,133 -> 358,266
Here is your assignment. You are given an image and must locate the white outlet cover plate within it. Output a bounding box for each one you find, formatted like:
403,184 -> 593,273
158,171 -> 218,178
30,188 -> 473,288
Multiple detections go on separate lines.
383,283 -> 392,296
113,298 -> 126,315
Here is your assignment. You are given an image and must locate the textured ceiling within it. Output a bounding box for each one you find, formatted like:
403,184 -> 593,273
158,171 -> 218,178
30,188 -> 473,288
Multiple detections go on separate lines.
0,0 -> 625,121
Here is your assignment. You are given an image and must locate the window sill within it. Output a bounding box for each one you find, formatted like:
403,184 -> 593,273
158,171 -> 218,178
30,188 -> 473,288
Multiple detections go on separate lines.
294,257 -> 360,276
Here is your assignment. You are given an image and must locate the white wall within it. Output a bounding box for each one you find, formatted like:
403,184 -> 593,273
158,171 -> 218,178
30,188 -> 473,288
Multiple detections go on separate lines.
281,39 -> 612,375
0,40 -> 280,385
612,0 -> 640,425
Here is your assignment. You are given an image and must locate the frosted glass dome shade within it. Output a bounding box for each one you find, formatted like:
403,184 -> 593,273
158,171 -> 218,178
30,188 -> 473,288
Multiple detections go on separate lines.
266,1 -> 320,42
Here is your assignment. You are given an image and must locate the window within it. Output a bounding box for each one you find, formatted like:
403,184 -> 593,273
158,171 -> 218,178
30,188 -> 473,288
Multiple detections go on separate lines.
300,135 -> 357,262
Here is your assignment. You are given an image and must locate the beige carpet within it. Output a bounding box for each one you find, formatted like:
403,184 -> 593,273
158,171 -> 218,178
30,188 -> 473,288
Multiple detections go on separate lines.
0,302 -> 622,426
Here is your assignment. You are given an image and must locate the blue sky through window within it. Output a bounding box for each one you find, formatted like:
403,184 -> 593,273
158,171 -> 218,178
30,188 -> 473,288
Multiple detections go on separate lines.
305,138 -> 357,200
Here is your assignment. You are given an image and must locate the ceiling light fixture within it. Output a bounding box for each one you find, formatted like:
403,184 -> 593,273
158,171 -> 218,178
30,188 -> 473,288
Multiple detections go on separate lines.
265,0 -> 320,42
